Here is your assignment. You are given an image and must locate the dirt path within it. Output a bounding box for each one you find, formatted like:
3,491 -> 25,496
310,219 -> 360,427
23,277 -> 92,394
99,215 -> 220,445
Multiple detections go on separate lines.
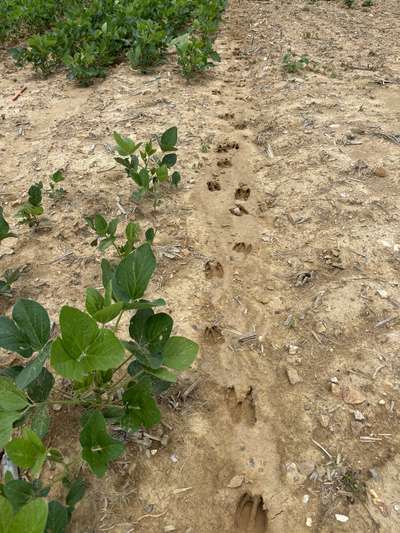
1,0 -> 400,531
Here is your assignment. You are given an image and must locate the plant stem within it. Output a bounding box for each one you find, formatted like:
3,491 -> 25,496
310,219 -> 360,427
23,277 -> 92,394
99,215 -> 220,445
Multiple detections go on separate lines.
113,309 -> 124,332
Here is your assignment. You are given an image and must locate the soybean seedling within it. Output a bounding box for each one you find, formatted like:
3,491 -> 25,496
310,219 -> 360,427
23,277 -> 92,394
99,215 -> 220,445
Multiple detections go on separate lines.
0,267 -> 23,296
85,214 -> 155,257
113,127 -> 181,208
16,182 -> 44,227
283,50 -> 310,73
48,170 -> 66,200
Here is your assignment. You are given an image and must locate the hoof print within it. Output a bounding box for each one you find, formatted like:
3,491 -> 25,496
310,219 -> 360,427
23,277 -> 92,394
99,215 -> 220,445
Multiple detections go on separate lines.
207,180 -> 221,191
235,493 -> 268,532
217,158 -> 232,168
227,387 -> 256,426
205,260 -> 224,279
235,184 -> 250,201
204,324 -> 224,344
217,141 -> 240,153
233,242 -> 252,254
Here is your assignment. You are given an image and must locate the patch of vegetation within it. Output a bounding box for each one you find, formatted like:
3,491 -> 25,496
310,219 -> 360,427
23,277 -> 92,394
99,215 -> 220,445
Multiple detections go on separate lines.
4,0 -> 226,84
282,50 -> 310,73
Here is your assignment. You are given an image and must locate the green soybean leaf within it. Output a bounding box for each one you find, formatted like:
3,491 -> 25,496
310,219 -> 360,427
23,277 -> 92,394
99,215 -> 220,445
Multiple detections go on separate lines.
129,309 -> 153,344
113,132 -> 137,156
15,343 -> 51,389
145,228 -> 155,244
12,498 -> 48,533
0,207 -> 16,242
6,429 -> 47,477
98,237 -> 115,252
0,377 -> 29,411
145,313 -> 173,352
3,479 -> 49,512
156,164 -> 168,183
113,243 -> 156,302
27,368 -> 54,402
171,171 -> 181,187
0,497 -> 13,533
101,259 -> 115,292
28,184 -> 43,207
80,411 -> 124,478
93,303 -> 123,324
162,336 -> 199,370
51,171 -> 64,184
0,317 -> 32,358
160,127 -> 177,151
122,381 -> 161,432
0,411 -> 23,448
123,298 -> 165,310
45,501 -> 69,533
51,308 -> 124,380
85,288 -> 104,317
107,218 -> 119,237
125,222 -> 139,246
66,478 -> 86,508
31,404 -> 50,439
93,215 -> 107,236
12,299 -> 50,352
143,367 -> 177,383
161,153 -> 177,168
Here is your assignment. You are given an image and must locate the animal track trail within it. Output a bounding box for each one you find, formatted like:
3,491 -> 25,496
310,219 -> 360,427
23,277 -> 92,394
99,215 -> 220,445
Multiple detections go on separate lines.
207,179 -> 221,191
235,184 -> 251,201
226,386 -> 256,426
233,242 -> 252,254
204,260 -> 224,279
235,493 -> 268,533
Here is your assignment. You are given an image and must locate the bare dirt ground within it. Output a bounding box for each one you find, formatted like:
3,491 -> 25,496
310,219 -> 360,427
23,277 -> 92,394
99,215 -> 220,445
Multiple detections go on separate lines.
1,0 -> 400,531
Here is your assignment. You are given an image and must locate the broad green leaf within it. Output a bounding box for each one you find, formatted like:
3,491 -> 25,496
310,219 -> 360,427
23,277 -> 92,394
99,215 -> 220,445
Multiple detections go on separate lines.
0,411 -> 23,448
0,497 -> 13,533
93,303 -> 123,324
27,368 -> 54,402
162,336 -> 198,370
0,317 -> 32,358
12,498 -> 48,533
161,153 -> 177,168
156,164 -> 168,182
145,228 -> 155,243
15,343 -> 51,389
80,411 -> 124,477
143,367 -> 177,383
31,404 -> 50,438
93,214 -> 107,236
122,381 -> 161,432
125,222 -> 139,245
51,324 -> 124,381
98,237 -> 115,252
171,171 -> 181,186
0,207 -> 16,242
3,479 -> 49,512
66,479 -> 86,508
160,127 -> 177,151
113,243 -> 156,302
107,218 -> 119,237
129,309 -> 153,344
0,377 -> 29,411
85,288 -> 104,317
6,429 -> 46,477
113,132 -> 137,156
124,341 -> 162,369
28,184 -> 43,207
56,307 -> 98,359
145,313 -> 173,352
123,298 -> 165,310
45,501 -> 69,533
51,171 -> 64,184
12,299 -> 50,352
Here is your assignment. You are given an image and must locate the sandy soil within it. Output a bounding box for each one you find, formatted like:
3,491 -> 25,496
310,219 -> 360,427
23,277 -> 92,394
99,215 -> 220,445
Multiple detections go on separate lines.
1,0 -> 400,531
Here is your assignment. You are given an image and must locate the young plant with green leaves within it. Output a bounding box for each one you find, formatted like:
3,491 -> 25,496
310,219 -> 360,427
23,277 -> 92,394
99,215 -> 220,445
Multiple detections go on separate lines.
0,241 -> 198,531
16,183 -> 44,227
48,170 -> 66,200
282,50 -> 310,73
113,127 -> 181,205
0,268 -> 23,297
175,35 -> 221,79
85,214 -> 154,257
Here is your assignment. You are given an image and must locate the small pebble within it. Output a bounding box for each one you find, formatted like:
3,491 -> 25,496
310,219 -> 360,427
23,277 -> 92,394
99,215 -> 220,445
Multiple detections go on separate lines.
170,453 -> 178,463
306,517 -> 312,527
286,366 -> 302,385
353,410 -> 365,421
303,494 -> 310,505
378,399 -> 386,405
335,514 -> 349,523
